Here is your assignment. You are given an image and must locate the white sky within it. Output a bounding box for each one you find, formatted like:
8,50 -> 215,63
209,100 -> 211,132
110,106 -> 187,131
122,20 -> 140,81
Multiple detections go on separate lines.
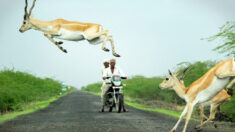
0,0 -> 234,88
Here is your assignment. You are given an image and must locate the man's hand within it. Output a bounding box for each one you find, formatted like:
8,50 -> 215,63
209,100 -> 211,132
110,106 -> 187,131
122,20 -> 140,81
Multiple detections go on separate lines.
103,77 -> 111,80
121,77 -> 127,79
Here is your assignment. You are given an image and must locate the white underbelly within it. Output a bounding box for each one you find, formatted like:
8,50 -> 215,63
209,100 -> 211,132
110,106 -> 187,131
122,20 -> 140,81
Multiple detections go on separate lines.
196,77 -> 229,104
55,29 -> 86,41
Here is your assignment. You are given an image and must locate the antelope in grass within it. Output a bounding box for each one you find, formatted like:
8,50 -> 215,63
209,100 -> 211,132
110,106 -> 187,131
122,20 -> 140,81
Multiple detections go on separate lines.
178,68 -> 232,130
19,0 -> 120,57
158,58 -> 235,132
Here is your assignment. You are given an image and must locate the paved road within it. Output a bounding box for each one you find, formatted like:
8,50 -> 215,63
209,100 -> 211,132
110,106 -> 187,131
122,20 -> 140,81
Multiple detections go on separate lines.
0,91 -> 234,132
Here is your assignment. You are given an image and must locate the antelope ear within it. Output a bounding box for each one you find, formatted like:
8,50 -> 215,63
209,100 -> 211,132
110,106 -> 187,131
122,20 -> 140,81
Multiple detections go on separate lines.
168,69 -> 173,76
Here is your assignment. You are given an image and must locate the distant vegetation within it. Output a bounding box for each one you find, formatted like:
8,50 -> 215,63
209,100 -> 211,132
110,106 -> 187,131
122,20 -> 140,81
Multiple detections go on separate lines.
0,69 -> 75,114
82,60 -> 235,121
203,21 -> 235,57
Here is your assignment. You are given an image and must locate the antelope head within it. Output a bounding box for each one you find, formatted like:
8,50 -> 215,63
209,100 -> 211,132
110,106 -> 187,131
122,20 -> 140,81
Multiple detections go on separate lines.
158,70 -> 180,90
19,0 -> 37,33
158,67 -> 191,89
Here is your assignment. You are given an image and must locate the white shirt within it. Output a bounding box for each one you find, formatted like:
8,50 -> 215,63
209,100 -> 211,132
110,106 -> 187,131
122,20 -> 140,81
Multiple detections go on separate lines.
101,67 -> 108,84
103,66 -> 126,78
101,67 -> 107,75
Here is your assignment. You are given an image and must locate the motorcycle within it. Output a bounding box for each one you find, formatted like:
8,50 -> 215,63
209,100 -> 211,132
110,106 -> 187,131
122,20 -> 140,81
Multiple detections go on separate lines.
104,75 -> 126,113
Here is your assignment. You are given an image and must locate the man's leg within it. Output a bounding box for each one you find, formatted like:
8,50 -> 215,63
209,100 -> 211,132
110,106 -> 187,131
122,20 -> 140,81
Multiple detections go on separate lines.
100,83 -> 106,112
100,84 -> 110,112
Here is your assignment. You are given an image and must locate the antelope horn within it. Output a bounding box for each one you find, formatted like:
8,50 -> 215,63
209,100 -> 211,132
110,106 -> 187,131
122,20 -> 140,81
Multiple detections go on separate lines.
180,66 -> 192,80
175,69 -> 181,75
24,0 -> 28,19
28,0 -> 37,17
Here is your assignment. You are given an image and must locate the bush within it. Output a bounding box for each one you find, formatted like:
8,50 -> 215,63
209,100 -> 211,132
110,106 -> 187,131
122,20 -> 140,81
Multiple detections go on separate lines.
0,69 -> 66,114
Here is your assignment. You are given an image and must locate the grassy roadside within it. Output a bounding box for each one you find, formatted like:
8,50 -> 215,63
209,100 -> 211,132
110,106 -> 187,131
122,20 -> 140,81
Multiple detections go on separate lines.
0,91 -> 73,124
125,101 -> 181,118
0,68 -> 77,124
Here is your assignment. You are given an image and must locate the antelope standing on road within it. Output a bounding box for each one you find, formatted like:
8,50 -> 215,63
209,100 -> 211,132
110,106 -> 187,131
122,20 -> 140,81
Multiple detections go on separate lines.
158,58 -> 235,132
176,68 -> 232,130
19,0 -> 120,57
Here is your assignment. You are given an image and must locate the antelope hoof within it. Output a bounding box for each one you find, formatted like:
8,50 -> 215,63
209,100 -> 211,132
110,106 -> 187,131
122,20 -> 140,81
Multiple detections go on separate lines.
56,41 -> 63,45
214,124 -> 217,128
102,48 -> 110,52
195,126 -> 202,131
62,49 -> 67,53
113,53 -> 121,57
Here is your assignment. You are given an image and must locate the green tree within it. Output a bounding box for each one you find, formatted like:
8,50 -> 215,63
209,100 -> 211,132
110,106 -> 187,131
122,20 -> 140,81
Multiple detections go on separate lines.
203,21 -> 235,57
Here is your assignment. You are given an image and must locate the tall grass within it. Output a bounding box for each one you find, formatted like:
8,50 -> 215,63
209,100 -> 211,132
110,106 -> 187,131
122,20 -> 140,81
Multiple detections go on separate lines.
0,69 -> 74,114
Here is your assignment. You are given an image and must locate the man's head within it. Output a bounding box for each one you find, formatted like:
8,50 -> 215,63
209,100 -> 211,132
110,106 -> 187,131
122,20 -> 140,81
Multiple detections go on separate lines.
103,59 -> 109,68
110,59 -> 116,68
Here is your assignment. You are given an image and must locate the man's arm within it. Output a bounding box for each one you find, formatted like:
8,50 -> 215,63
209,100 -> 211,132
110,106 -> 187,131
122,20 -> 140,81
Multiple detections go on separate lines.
117,67 -> 127,79
102,68 -> 108,80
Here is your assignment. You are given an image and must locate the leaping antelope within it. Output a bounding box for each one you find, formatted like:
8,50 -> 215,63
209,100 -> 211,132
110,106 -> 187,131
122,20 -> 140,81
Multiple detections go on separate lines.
158,58 -> 235,132
177,68 -> 232,130
19,0 -> 120,57
196,90 -> 231,130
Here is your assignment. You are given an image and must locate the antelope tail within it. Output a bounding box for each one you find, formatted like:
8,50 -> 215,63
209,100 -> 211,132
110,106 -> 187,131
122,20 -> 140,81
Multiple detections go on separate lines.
226,87 -> 234,96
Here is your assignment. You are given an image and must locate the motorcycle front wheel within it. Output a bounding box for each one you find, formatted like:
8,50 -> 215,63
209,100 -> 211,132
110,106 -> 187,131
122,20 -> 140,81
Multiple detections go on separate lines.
116,94 -> 123,113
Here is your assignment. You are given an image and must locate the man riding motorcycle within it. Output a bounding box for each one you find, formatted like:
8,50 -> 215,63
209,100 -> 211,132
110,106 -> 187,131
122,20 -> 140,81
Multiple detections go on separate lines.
99,59 -> 110,112
102,59 -> 128,112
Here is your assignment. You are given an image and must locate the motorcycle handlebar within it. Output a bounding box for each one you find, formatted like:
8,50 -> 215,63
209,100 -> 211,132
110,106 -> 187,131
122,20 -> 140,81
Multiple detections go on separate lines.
104,76 -> 127,79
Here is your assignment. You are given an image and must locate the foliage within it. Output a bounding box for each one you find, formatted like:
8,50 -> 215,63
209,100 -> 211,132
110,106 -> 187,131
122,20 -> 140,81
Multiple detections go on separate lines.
0,69 -> 74,114
123,76 -> 186,104
81,83 -> 102,94
220,87 -> 235,121
177,60 -> 217,87
203,21 -> 235,57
